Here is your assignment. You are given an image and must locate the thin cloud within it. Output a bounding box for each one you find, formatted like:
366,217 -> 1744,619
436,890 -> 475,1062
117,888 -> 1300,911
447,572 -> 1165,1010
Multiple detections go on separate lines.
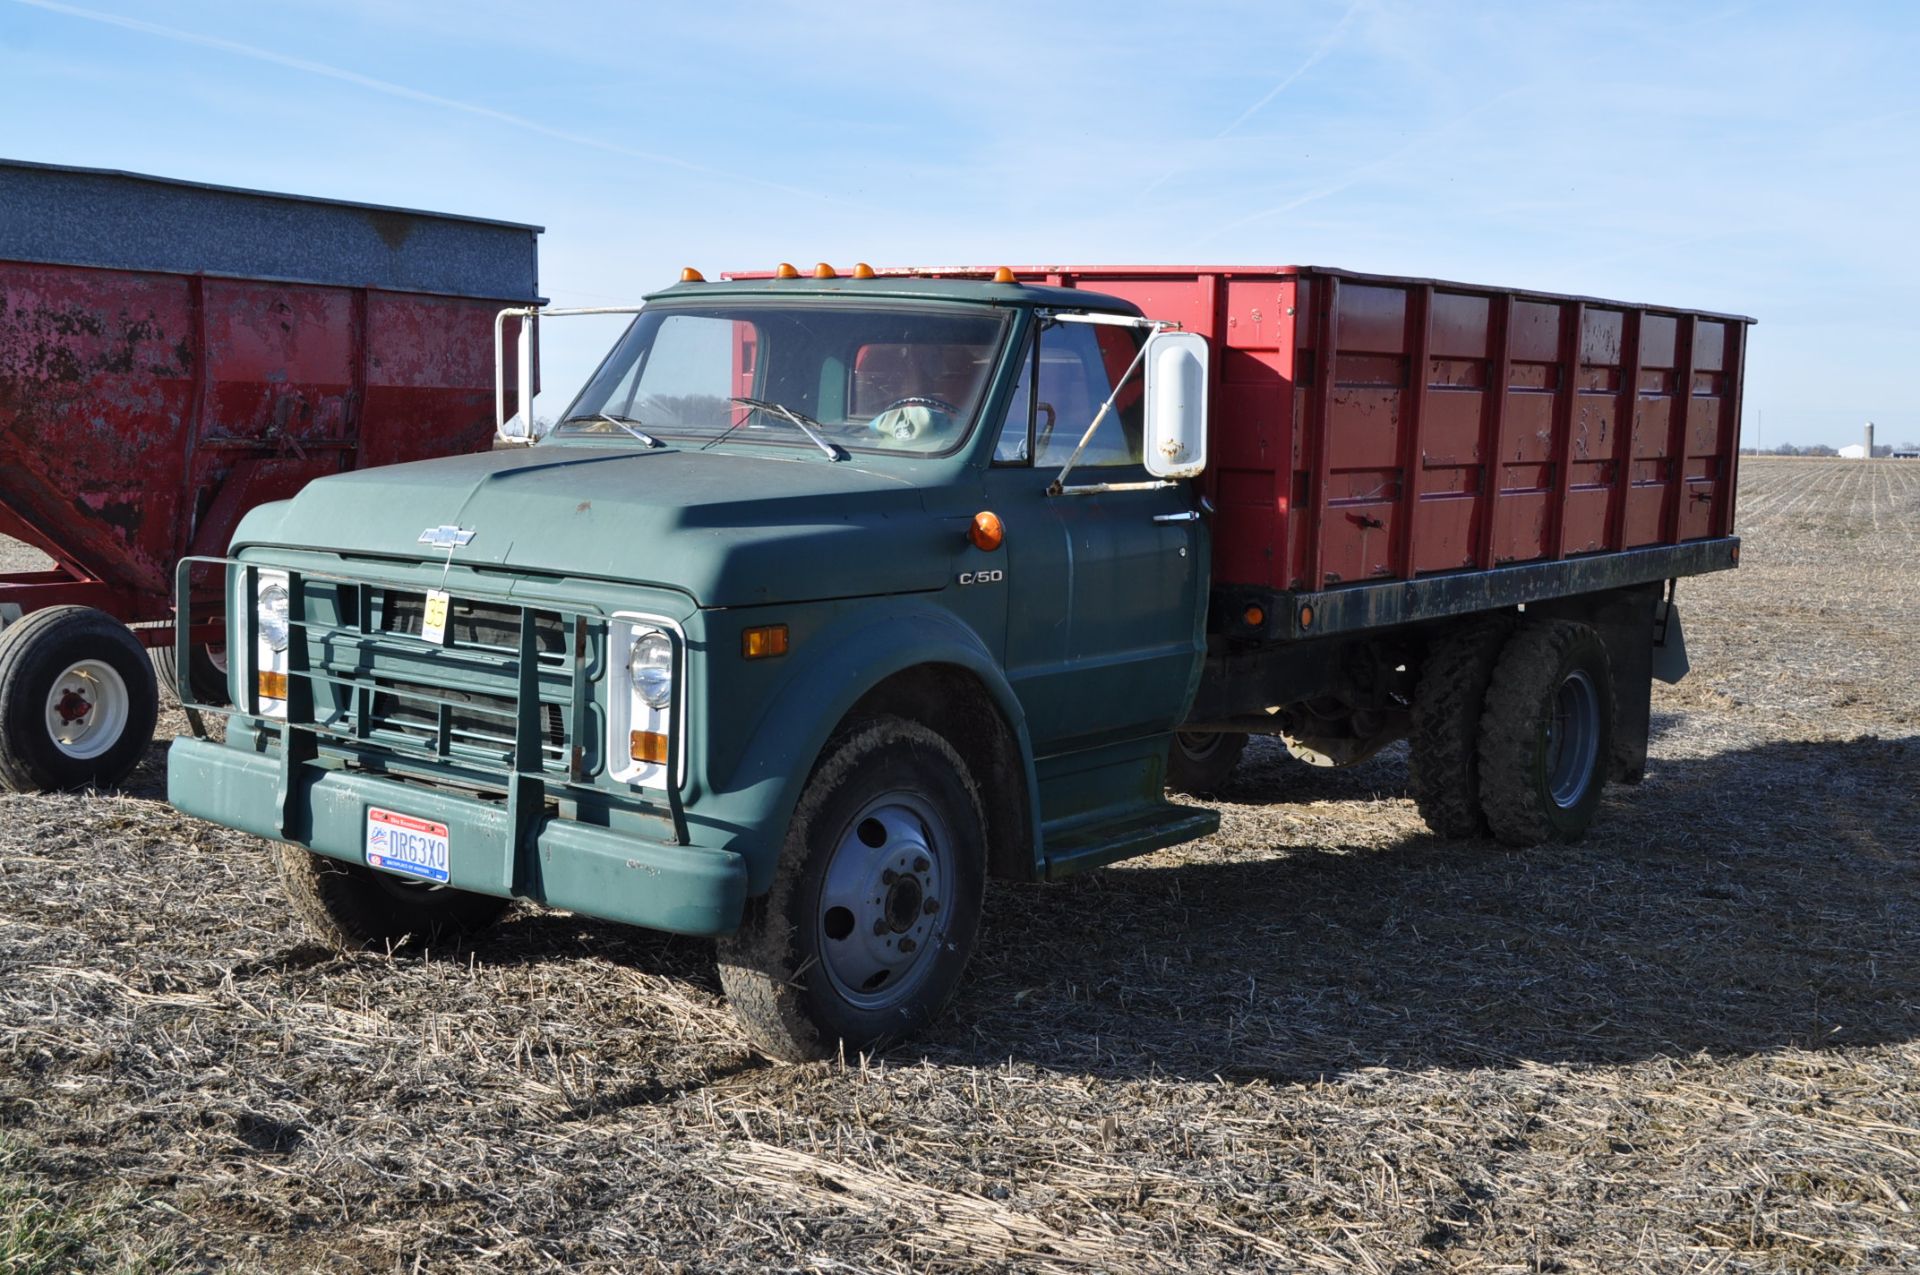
8,0 -> 837,204
1142,0 -> 1364,196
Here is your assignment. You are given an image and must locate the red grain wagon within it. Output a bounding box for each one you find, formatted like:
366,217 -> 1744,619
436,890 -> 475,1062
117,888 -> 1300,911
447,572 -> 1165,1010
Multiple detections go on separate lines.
0,159 -> 539,791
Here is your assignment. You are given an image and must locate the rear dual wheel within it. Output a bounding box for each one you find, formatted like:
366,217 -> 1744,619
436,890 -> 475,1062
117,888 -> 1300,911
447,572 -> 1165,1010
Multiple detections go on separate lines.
1478,620 -> 1614,846
0,606 -> 158,793
1166,730 -> 1248,796
1410,616 -> 1614,846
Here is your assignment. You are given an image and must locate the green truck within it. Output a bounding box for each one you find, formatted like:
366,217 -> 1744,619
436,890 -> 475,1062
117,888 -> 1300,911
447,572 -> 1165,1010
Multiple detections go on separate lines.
168,264 -> 1746,1059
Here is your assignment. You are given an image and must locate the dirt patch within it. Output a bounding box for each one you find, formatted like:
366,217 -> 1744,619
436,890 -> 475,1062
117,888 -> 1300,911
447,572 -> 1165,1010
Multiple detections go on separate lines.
1,458 -> 1917,1271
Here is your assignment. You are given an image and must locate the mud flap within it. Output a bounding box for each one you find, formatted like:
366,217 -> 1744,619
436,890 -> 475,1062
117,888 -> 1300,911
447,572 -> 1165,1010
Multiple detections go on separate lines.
1652,600 -> 1689,684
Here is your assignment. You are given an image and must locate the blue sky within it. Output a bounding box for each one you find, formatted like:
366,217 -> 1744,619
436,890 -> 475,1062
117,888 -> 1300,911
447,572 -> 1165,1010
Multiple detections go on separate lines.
4,0 -> 1915,447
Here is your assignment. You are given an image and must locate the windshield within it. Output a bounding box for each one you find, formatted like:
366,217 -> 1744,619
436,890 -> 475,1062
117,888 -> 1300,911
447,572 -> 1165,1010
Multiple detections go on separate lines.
556,302 -> 1012,455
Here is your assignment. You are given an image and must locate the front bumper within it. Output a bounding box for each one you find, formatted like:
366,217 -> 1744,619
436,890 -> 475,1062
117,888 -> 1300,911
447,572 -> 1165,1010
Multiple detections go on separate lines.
168,737 -> 749,936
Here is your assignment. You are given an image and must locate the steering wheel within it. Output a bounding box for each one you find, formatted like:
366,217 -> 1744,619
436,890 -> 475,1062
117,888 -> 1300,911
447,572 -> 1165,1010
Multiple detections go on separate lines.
878,395 -> 959,416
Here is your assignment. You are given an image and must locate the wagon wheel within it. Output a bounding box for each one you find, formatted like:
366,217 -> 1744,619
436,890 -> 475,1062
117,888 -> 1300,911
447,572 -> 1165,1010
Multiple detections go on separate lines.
152,642 -> 231,708
0,606 -> 159,792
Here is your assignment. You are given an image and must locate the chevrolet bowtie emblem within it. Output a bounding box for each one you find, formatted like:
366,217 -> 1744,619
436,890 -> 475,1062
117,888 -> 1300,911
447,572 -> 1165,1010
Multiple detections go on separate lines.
418,525 -> 476,550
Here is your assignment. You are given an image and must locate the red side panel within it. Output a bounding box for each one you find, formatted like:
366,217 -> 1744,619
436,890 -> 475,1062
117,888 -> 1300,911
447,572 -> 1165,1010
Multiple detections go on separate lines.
0,259 -> 513,622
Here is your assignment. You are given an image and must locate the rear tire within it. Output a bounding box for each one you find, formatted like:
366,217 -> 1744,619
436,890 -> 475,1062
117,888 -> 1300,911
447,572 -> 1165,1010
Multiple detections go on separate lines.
152,643 -> 230,708
1167,731 -> 1248,796
0,606 -> 159,793
1408,614 -> 1515,838
1477,619 -> 1614,847
276,845 -> 509,951
717,716 -> 986,1061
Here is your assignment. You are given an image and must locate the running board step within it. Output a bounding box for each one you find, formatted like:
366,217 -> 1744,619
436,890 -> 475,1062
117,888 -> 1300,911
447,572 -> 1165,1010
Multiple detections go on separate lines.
1040,801 -> 1220,881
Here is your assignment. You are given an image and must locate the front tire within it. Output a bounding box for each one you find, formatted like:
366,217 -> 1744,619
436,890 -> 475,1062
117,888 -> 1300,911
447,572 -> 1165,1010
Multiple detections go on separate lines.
1477,619 -> 1615,847
0,606 -> 159,793
717,716 -> 987,1061
277,846 -> 509,950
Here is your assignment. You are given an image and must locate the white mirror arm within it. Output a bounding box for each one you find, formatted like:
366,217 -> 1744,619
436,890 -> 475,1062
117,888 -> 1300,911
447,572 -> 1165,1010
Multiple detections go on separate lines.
1046,321 -> 1171,496
494,304 -> 650,446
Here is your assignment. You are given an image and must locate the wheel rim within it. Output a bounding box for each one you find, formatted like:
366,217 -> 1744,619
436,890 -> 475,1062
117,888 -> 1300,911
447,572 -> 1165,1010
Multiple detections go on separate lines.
816,792 -> 950,1011
1544,668 -> 1600,808
1175,731 -> 1223,762
42,660 -> 130,761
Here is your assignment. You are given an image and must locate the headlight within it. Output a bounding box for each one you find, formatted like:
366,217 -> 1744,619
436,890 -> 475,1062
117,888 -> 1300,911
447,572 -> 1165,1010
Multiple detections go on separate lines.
629,631 -> 673,708
257,582 -> 291,652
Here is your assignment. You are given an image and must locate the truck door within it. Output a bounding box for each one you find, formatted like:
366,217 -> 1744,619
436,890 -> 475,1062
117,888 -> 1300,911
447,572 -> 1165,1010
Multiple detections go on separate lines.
983,321 -> 1204,756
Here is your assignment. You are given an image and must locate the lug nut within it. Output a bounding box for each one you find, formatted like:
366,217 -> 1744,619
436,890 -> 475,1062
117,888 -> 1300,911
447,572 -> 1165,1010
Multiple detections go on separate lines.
873,918 -> 889,936
898,937 -> 916,953
881,868 -> 897,885
923,898 -> 939,914
914,856 -> 930,873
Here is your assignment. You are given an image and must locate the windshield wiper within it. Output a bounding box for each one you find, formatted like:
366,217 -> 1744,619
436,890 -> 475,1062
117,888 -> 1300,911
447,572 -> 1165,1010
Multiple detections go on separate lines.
563,412 -> 663,447
725,396 -> 846,461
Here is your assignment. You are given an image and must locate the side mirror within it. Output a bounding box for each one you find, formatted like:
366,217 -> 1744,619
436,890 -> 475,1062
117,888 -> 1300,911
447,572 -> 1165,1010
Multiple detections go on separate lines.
494,308 -> 538,446
1142,330 -> 1208,479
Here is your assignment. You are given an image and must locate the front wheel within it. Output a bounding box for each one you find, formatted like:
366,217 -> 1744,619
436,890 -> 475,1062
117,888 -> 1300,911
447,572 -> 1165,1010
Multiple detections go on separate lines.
0,606 -> 159,793
277,846 -> 510,951
717,716 -> 986,1061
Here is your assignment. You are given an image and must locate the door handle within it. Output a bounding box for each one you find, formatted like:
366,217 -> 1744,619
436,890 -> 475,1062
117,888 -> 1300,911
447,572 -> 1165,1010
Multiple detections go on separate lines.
1152,510 -> 1200,523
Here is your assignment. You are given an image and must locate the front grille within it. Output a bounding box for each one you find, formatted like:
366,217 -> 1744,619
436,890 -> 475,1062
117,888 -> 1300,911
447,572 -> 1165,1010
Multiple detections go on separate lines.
380,590 -> 567,654
279,579 -> 597,783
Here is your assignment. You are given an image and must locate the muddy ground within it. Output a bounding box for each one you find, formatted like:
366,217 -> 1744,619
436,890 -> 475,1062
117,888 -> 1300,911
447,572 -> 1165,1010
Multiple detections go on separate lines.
2,457 -> 1917,1272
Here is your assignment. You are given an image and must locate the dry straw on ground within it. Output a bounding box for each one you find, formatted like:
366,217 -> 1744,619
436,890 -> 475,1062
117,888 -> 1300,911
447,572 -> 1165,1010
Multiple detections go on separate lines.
2,457 -> 1918,1271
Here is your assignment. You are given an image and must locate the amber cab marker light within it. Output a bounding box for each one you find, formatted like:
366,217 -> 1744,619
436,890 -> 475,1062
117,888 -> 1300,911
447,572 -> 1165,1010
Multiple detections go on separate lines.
775,262 -> 801,279
1242,604 -> 1265,628
680,266 -> 705,282
851,262 -> 876,279
1298,605 -> 1315,630
813,262 -> 837,279
741,624 -> 790,660
969,511 -> 1005,552
257,670 -> 288,699
992,266 -> 1017,283
630,730 -> 668,765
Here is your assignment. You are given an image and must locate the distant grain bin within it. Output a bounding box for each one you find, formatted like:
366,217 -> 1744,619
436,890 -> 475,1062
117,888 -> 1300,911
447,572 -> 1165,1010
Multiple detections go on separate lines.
1866,421 -> 1876,457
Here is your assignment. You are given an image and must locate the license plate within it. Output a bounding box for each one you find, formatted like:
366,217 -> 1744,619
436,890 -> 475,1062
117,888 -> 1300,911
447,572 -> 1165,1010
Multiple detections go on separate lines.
421,589 -> 452,644
365,807 -> 450,883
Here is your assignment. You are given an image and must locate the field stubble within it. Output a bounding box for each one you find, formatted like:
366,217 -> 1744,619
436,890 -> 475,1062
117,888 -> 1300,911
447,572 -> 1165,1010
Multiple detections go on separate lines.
1,457 -> 1917,1272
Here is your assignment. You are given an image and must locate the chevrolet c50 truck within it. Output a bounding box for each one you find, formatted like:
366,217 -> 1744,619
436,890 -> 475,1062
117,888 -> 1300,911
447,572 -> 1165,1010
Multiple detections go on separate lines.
167,263 -> 1747,1060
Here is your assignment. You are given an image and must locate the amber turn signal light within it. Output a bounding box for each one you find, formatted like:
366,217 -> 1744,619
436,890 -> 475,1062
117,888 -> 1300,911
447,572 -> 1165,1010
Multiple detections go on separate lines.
969,511 -> 1005,552
630,730 -> 668,764
775,262 -> 801,279
1242,604 -> 1265,628
257,670 -> 288,699
741,624 -> 789,659
1298,604 -> 1315,630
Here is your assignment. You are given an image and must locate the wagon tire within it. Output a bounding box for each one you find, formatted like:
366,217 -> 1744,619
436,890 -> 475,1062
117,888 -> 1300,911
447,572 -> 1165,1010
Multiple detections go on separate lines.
1408,613 -> 1516,838
152,643 -> 230,708
1167,731 -> 1248,796
276,845 -> 509,951
1477,619 -> 1615,847
717,716 -> 986,1061
0,606 -> 159,793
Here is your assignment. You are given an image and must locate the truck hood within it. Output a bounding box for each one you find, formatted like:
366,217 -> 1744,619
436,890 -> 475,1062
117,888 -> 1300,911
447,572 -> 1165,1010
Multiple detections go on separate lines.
236,445 -> 951,606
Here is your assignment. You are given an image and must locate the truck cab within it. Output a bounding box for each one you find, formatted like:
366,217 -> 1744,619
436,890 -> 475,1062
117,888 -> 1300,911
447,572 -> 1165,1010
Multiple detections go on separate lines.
168,272 -> 1221,1059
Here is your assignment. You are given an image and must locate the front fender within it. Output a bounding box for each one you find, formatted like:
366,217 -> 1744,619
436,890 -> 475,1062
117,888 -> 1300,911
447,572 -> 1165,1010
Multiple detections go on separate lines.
708,600 -> 1039,894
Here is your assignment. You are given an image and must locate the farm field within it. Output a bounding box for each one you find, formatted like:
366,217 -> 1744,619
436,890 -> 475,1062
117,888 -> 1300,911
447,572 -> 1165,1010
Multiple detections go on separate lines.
2,456 -> 1917,1272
